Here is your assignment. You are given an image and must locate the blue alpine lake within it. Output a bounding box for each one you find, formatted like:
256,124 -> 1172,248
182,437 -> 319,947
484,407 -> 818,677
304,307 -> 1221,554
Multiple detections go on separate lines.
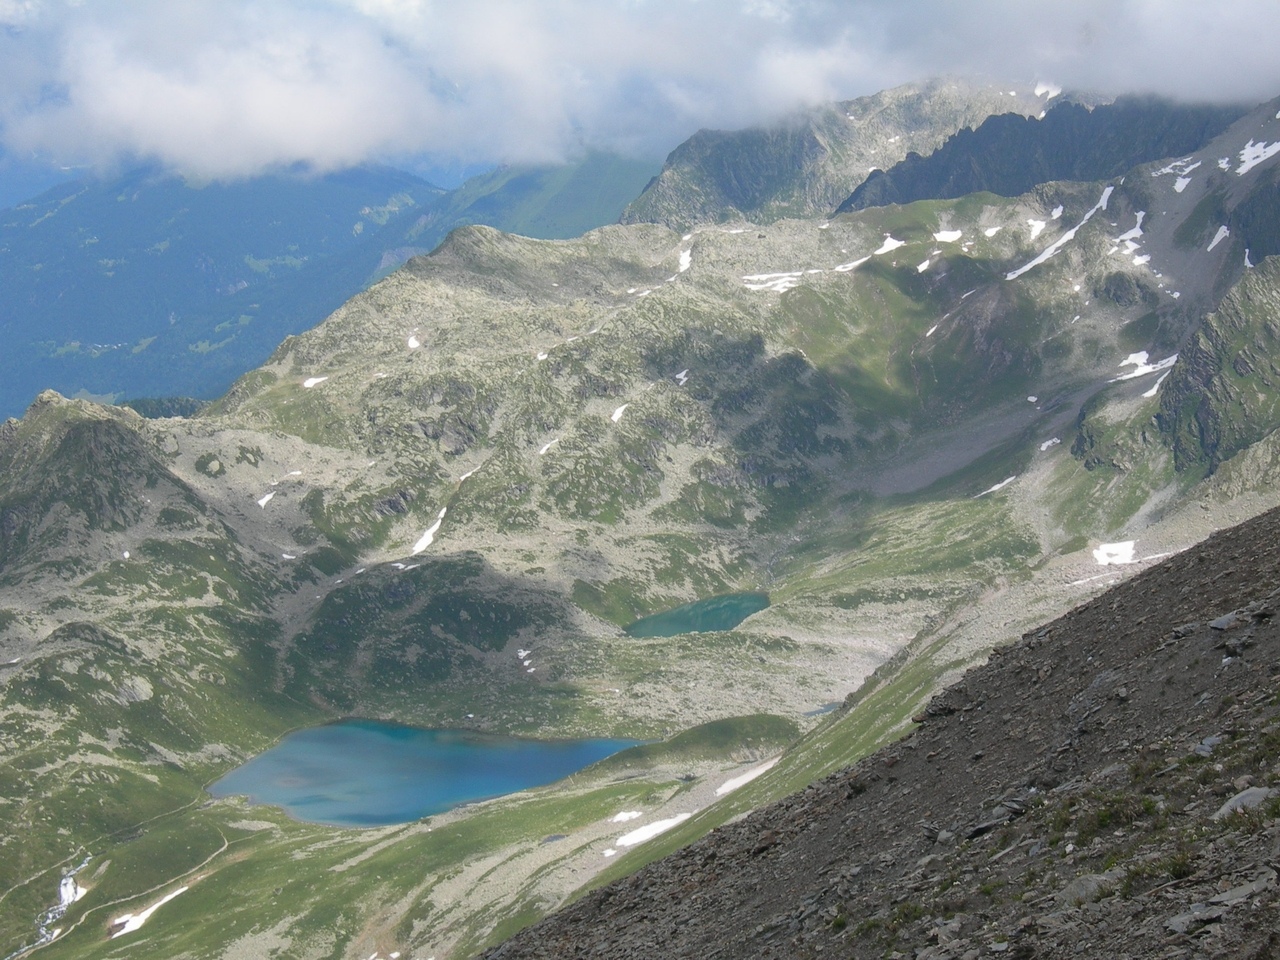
623,591 -> 770,638
209,720 -> 640,827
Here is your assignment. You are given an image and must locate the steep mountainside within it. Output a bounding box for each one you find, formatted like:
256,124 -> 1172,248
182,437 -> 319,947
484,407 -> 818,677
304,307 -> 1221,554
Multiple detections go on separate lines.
619,79 -> 1051,228
2,92 -> 1280,960
837,96 -> 1247,214
485,501 -> 1280,960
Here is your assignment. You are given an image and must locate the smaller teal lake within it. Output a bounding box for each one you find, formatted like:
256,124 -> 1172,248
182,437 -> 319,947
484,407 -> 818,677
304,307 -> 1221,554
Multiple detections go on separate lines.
624,591 -> 770,638
209,720 -> 639,827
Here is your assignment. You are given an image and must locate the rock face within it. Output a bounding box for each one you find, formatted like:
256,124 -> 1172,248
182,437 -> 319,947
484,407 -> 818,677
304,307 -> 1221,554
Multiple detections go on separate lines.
836,97 -> 1246,214
1156,257 -> 1280,473
485,503 -> 1280,958
620,79 -> 1050,228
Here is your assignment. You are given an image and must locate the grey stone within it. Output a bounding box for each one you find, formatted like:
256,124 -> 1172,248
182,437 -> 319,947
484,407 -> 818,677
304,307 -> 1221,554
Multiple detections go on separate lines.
1211,786 -> 1275,820
1165,903 -> 1225,934
1208,868 -> 1276,904
1056,873 -> 1114,906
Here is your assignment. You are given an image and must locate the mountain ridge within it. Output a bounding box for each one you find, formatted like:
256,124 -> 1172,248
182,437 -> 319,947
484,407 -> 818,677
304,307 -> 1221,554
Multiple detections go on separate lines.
836,95 -> 1248,214
620,79 -> 1054,228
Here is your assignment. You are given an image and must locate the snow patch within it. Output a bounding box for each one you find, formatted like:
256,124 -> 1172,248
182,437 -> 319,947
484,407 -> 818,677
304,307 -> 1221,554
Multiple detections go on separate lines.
1152,156 -> 1200,178
111,886 -> 188,938
538,438 -> 559,455
1050,205 -> 1064,220
616,813 -> 693,847
1006,186 -> 1113,281
257,492 -> 274,508
715,758 -> 779,796
917,259 -> 931,273
1035,82 -> 1061,98
1093,542 -> 1136,565
1237,140 -> 1280,176
1219,157 -> 1231,170
674,368 -> 690,386
1027,396 -> 1038,403
412,508 -> 447,555
873,236 -> 906,255
832,256 -> 870,273
743,271 -> 804,293
983,226 -> 1001,238
974,476 -> 1017,498
302,377 -> 328,388
610,810 -> 643,823
1174,176 -> 1191,193
1027,219 -> 1046,240
1207,226 -> 1230,252
536,352 -> 548,361
1115,212 -> 1145,242
926,324 -> 938,337
1142,372 -> 1170,398
610,404 -> 629,423
933,229 -> 963,243
407,336 -> 420,350
1111,351 -> 1178,382
678,249 -> 692,273
1246,249 -> 1255,268
1040,437 -> 1061,452
1133,254 -> 1151,266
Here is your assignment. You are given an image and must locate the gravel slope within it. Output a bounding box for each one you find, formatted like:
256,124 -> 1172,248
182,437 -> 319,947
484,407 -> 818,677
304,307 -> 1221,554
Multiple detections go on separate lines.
485,503 -> 1280,959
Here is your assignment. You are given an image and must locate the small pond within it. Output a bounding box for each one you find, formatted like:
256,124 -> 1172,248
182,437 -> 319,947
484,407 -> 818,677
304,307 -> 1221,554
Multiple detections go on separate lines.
209,720 -> 639,827
623,591 -> 770,638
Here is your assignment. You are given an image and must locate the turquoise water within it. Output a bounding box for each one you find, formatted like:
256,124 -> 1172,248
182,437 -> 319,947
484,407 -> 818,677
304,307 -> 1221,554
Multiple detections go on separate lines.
209,720 -> 639,827
623,592 -> 770,638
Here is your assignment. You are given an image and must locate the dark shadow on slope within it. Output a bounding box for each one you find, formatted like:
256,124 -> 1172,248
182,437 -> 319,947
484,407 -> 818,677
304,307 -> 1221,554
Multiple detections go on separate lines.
838,97 -> 1246,214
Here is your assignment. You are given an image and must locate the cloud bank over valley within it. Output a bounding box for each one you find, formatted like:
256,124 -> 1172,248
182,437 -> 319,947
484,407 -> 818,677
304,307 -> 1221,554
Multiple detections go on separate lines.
1,0 -> 1279,183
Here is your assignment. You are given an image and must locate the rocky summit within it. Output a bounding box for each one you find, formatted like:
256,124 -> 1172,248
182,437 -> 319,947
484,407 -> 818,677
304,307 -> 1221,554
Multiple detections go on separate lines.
487,502 -> 1280,959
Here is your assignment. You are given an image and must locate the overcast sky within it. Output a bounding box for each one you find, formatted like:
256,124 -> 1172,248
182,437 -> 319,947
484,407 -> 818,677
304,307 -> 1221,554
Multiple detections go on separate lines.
2,0 -> 1279,185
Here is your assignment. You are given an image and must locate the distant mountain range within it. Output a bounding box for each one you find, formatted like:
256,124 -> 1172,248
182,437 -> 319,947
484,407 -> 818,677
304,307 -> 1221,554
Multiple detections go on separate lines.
0,152 -> 657,418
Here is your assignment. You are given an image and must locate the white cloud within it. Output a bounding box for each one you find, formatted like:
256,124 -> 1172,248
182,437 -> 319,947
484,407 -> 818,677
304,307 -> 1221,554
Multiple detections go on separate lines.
1,0 -> 1277,181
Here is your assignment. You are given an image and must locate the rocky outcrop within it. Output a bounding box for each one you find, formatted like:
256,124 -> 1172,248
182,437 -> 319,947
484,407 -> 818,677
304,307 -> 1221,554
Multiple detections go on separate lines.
837,97 -> 1245,214
621,80 -> 1049,228
1156,256 -> 1280,473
